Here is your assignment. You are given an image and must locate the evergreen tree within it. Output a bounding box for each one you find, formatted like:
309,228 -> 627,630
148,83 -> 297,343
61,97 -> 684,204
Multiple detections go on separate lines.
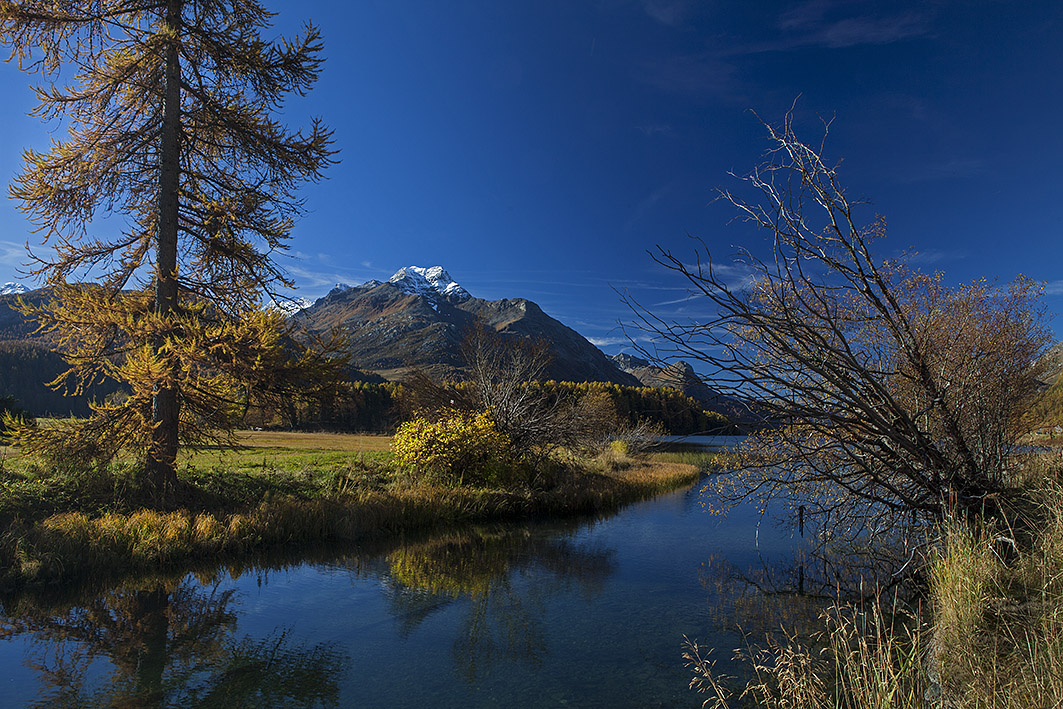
0,1 -> 336,501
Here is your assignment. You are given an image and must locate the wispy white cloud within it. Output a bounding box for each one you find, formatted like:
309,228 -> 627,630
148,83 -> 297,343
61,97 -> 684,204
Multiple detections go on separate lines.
587,336 -> 630,347
898,248 -> 968,266
608,280 -> 690,292
773,1 -> 931,50
720,1 -> 933,56
641,0 -> 696,27
281,259 -> 388,296
283,266 -> 347,291
666,260 -> 756,293
0,239 -> 28,266
653,292 -> 706,307
636,4 -> 932,103
586,333 -> 655,348
1044,281 -> 1063,296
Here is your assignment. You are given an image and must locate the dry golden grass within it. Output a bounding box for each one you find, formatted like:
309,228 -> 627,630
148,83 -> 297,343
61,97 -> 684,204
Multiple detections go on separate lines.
685,599 -> 927,709
684,452 -> 1063,709
927,455 -> 1063,708
1,450 -> 699,589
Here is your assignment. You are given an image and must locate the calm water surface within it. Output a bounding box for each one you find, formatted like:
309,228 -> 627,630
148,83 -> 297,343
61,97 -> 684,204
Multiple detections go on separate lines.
0,478 -> 816,707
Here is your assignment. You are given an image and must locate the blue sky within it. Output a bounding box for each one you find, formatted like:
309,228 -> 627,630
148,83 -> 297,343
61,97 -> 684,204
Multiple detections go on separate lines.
1,0 -> 1062,350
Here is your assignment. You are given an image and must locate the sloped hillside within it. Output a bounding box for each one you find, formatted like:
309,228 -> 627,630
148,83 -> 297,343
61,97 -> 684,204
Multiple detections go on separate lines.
295,266 -> 639,386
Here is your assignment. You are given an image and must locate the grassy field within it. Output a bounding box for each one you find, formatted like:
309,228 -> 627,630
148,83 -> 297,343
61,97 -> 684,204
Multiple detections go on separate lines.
183,431 -> 395,477
0,430 -> 708,590
231,430 -> 394,451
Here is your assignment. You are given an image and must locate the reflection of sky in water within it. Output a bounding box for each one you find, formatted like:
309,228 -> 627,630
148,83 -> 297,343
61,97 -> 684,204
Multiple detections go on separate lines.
0,479 -> 819,708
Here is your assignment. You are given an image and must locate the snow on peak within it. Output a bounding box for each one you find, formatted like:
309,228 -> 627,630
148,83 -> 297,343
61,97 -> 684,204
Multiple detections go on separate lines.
273,296 -> 315,315
0,282 -> 28,295
388,265 -> 469,301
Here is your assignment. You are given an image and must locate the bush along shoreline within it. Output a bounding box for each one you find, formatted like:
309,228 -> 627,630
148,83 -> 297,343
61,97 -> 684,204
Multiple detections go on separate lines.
683,451 -> 1063,708
0,449 -> 705,592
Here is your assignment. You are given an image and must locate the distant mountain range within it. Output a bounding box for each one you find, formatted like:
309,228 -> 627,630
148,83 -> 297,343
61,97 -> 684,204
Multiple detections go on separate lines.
294,266 -> 641,386
608,353 -> 750,420
0,269 -> 743,418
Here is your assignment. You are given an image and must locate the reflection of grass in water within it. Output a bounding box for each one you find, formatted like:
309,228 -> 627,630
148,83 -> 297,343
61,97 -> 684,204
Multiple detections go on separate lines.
647,449 -> 735,469
383,524 -> 616,684
386,526 -> 615,600
388,531 -> 510,598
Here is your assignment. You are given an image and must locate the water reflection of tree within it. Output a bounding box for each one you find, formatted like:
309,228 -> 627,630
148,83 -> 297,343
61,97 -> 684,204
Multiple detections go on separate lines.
696,527 -> 922,643
382,525 -> 614,682
0,573 -> 346,707
698,554 -> 828,641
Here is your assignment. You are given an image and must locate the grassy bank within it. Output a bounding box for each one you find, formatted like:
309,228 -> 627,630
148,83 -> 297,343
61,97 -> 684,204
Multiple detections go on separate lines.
0,432 -> 705,590
685,451 -> 1063,708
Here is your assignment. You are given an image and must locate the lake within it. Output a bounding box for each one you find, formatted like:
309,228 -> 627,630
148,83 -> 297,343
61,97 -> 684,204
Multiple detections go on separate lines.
0,477 -> 817,707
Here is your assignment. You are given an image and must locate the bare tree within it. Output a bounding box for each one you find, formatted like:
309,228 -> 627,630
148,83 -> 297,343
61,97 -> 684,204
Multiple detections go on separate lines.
405,321 -> 615,458
628,112 -> 1049,533
459,321 -> 571,455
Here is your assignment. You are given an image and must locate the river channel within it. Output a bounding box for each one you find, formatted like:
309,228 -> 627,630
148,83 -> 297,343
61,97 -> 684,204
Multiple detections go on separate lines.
0,471 -> 817,707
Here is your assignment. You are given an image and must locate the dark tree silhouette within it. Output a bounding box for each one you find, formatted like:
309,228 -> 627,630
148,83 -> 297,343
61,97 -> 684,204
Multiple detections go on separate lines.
629,112 -> 1049,534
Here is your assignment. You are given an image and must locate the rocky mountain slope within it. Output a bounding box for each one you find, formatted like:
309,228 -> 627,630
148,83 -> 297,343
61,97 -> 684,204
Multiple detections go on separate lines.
1037,341 -> 1063,389
0,269 -> 690,410
608,353 -> 749,419
295,266 -> 639,385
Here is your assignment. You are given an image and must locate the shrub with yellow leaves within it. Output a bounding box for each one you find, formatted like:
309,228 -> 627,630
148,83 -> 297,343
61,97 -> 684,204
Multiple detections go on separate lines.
393,411 -> 513,486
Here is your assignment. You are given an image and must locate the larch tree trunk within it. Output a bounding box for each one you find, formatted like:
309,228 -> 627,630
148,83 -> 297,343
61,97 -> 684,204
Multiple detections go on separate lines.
149,0 -> 183,502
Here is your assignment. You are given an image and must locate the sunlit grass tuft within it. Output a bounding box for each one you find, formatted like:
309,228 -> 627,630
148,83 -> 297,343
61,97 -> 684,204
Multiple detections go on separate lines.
684,452 -> 1063,708
685,599 -> 927,709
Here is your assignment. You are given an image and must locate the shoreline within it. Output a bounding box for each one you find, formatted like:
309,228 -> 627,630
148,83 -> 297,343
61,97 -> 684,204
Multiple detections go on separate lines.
0,459 -> 700,592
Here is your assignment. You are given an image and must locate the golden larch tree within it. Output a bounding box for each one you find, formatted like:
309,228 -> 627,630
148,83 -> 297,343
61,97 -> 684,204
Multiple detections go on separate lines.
0,0 -> 336,501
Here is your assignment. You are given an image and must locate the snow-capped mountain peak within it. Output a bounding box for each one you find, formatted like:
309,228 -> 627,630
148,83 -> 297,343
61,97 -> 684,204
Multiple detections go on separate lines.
388,265 -> 469,301
0,282 -> 29,296
273,296 -> 315,315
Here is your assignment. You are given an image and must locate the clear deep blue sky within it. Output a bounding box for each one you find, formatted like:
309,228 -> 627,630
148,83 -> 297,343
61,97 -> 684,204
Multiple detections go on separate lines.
1,0 -> 1062,351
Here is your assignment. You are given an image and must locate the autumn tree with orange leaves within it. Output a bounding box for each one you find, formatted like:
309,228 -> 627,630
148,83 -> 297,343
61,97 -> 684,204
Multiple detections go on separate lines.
0,0 -> 338,502
630,113 -> 1049,538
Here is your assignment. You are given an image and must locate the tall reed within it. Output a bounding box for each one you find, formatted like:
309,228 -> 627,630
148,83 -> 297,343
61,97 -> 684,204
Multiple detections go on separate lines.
684,454 -> 1063,708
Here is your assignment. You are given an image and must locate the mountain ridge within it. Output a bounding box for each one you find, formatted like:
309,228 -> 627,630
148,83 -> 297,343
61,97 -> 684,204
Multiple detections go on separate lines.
608,352 -> 748,419
295,265 -> 638,385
